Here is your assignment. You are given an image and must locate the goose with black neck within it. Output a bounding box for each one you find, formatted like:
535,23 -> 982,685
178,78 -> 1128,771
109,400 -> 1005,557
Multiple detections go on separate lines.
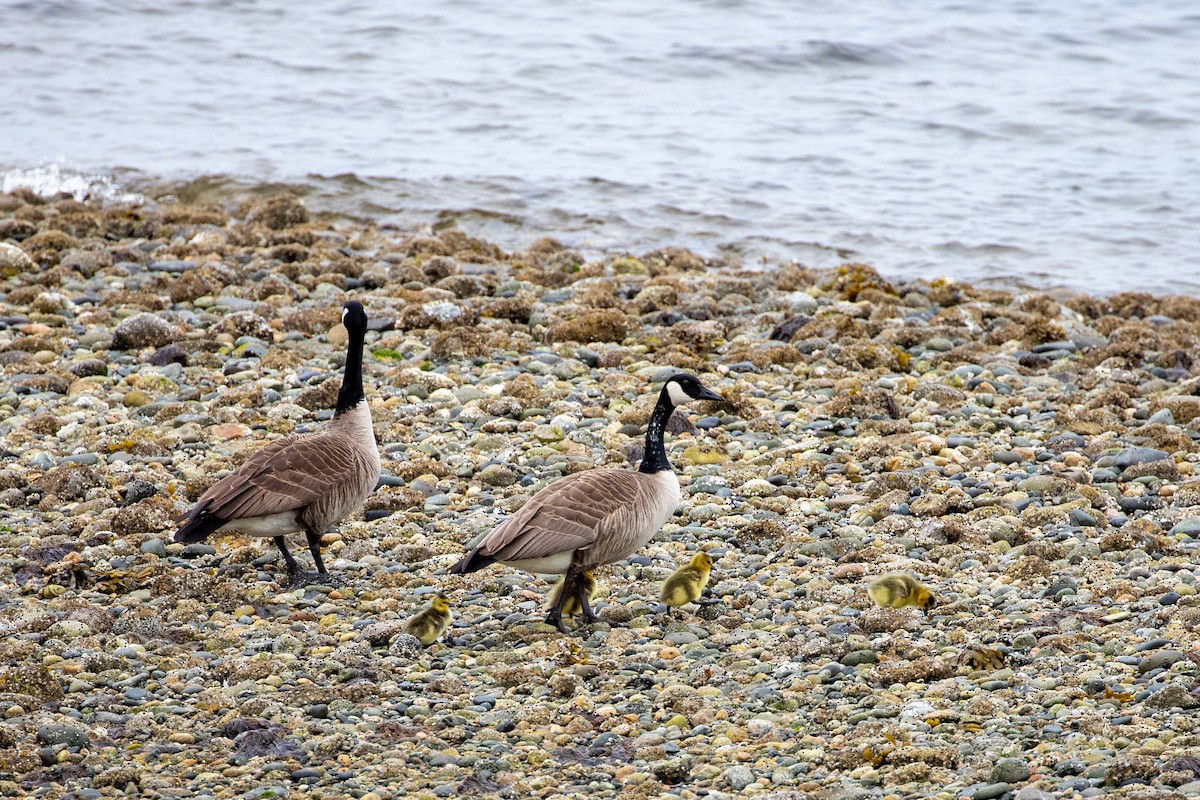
450,372 -> 725,633
173,300 -> 381,587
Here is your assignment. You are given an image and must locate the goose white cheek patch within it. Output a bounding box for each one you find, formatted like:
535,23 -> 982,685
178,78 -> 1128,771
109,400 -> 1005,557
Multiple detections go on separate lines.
666,381 -> 691,406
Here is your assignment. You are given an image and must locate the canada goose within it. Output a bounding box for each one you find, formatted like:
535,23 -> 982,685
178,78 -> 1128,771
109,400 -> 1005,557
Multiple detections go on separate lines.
547,571 -> 598,617
173,300 -> 381,587
405,593 -> 453,646
868,573 -> 936,612
660,551 -> 715,614
451,373 -> 724,633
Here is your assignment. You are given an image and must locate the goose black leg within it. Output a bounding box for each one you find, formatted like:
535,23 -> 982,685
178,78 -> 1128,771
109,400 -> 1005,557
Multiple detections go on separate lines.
305,527 -> 346,587
544,604 -> 569,634
544,570 -> 575,634
275,536 -> 303,583
577,581 -> 601,625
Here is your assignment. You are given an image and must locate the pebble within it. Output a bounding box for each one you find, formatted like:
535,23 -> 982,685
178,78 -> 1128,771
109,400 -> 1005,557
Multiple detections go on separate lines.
0,241 -> 36,273
139,538 -> 167,557
992,758 -> 1032,783
112,313 -> 178,349
1014,788 -> 1053,800
1170,518 -> 1200,537
1138,650 -> 1185,673
1113,446 -> 1170,468
839,649 -> 878,666
38,724 -> 89,748
725,765 -> 754,791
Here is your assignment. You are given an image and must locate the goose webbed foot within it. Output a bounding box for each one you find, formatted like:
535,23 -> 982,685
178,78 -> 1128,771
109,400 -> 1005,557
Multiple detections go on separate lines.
577,583 -> 604,625
270,530 -> 345,587
284,570 -> 345,589
544,608 -> 571,635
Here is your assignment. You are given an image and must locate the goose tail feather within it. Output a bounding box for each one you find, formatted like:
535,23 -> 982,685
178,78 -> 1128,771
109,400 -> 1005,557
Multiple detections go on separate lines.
450,548 -> 495,574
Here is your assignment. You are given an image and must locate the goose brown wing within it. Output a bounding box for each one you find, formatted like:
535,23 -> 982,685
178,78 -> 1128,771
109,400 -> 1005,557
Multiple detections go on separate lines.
194,433 -> 362,521
482,470 -> 644,562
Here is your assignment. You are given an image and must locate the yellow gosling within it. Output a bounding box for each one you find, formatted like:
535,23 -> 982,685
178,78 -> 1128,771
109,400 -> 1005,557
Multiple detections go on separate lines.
868,573 -> 936,612
404,594 -> 453,646
660,551 -> 714,613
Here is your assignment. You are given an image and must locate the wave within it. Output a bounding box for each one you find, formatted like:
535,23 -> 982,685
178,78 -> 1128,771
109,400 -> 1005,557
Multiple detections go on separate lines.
0,164 -> 143,203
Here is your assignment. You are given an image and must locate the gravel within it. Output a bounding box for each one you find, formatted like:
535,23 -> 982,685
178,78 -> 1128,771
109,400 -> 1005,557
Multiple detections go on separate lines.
0,190 -> 1199,797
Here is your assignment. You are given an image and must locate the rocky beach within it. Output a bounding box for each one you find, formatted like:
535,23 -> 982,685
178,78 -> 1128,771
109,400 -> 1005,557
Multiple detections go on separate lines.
1,189 -> 1200,799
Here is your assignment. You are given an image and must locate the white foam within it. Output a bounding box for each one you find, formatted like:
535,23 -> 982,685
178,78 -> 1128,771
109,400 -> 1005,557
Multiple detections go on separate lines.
1,164 -> 142,204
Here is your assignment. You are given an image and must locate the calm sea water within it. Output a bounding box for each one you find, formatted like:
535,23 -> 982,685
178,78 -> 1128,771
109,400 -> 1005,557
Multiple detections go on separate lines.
2,0 -> 1198,294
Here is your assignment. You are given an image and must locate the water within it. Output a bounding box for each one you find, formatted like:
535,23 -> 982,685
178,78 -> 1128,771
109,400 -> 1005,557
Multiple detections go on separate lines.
2,0 -> 1199,295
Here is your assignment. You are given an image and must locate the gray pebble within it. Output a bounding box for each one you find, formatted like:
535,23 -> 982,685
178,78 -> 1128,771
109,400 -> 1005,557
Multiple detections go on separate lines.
139,538 -> 167,557
839,649 -> 878,666
972,783 -> 1010,800
1170,518 -> 1200,537
725,765 -> 754,791
992,757 -> 1032,783
38,723 -> 89,748
1113,446 -> 1170,468
1138,649 -> 1184,673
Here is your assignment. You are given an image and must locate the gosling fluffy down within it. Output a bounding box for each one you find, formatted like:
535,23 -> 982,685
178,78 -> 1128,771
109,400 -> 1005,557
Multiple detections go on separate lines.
660,551 -> 714,609
404,594 -> 453,646
868,573 -> 935,612
547,572 -> 598,617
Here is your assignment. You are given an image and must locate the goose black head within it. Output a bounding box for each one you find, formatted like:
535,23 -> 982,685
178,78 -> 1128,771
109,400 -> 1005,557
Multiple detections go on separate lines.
663,373 -> 724,406
342,301 -> 368,335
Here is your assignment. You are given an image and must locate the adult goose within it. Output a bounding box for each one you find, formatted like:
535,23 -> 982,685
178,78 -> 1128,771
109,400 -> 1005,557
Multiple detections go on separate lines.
450,372 -> 724,632
173,300 -> 381,586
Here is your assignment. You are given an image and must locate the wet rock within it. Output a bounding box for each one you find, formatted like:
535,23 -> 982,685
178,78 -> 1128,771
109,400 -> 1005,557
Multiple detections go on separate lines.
1138,650 -> 1184,673
548,310 -> 630,343
725,765 -> 755,791
214,310 -> 272,341
478,464 -> 517,487
992,757 -> 1032,783
243,193 -> 308,229
651,756 -> 691,785
0,241 -> 36,276
68,358 -> 108,377
37,724 -> 89,748
1113,446 -> 1170,469
229,728 -> 305,765
112,313 -> 178,349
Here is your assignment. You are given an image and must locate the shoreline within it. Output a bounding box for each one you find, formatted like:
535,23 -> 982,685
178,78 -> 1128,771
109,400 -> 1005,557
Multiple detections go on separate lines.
1,189 -> 1199,798
4,163 -> 1187,298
